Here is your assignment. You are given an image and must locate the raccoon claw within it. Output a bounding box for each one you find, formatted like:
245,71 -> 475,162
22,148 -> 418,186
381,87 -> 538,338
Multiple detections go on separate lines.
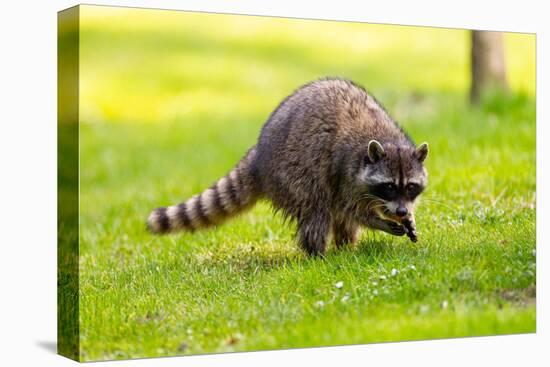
402,218 -> 418,243
406,229 -> 418,243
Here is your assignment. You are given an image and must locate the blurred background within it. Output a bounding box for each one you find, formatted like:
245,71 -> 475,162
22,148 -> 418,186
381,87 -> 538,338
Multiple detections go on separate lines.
79,6 -> 535,126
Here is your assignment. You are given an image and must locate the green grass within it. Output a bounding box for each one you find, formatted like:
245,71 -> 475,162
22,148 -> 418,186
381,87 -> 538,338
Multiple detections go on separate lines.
75,5 -> 536,361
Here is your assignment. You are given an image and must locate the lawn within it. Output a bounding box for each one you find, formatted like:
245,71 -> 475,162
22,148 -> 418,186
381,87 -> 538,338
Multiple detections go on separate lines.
75,5 -> 535,361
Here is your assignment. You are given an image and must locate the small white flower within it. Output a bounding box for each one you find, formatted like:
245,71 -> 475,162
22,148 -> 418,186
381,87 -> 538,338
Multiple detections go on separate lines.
410,265 -> 416,270
391,268 -> 398,276
379,275 -> 387,281
372,281 -> 378,286
335,281 -> 344,289
341,294 -> 350,303
440,300 -> 448,309
373,289 -> 379,296
315,300 -> 325,308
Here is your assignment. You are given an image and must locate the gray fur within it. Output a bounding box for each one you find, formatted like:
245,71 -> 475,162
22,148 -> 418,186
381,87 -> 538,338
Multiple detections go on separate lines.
148,77 -> 428,255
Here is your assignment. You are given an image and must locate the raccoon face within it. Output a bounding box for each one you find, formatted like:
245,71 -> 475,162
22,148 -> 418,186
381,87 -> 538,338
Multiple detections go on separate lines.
359,140 -> 428,220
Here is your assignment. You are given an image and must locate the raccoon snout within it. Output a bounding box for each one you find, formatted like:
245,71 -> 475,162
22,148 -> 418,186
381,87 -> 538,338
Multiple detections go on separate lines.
396,206 -> 408,217
383,202 -> 408,218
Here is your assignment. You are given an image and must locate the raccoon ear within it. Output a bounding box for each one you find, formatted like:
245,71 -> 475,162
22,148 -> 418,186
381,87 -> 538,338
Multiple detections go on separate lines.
367,140 -> 385,163
416,142 -> 429,162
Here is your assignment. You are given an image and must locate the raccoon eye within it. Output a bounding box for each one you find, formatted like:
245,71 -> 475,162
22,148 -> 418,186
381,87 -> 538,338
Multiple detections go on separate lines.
406,183 -> 423,198
380,183 -> 398,200
368,182 -> 398,201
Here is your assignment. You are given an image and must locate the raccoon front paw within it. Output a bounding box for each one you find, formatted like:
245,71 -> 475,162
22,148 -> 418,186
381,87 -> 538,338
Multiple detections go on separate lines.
368,216 -> 406,236
402,218 -> 418,242
385,221 -> 407,236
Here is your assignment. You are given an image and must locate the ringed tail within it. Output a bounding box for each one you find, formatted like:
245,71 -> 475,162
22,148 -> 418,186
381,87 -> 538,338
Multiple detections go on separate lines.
147,147 -> 259,234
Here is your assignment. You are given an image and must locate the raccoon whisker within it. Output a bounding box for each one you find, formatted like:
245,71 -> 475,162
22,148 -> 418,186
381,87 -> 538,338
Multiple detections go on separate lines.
358,194 -> 383,201
358,197 -> 385,209
351,199 -> 375,219
367,204 -> 387,211
358,193 -> 379,198
350,197 -> 375,212
360,202 -> 387,219
418,198 -> 458,211
351,201 -> 364,215
364,203 -> 386,213
419,195 -> 451,203
420,196 -> 449,203
360,198 -> 381,208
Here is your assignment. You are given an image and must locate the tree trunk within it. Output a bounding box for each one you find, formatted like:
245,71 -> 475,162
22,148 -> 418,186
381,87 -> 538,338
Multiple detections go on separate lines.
470,30 -> 508,103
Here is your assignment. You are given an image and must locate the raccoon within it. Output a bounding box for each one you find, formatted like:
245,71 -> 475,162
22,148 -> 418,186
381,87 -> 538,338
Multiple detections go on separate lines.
147,78 -> 428,256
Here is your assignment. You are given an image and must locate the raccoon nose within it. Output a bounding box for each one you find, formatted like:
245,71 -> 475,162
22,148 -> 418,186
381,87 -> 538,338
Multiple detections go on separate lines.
396,207 -> 408,217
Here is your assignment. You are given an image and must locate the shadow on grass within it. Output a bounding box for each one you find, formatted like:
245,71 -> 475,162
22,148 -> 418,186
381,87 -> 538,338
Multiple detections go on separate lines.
354,234 -> 422,261
191,233 -> 421,276
192,242 -> 304,273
